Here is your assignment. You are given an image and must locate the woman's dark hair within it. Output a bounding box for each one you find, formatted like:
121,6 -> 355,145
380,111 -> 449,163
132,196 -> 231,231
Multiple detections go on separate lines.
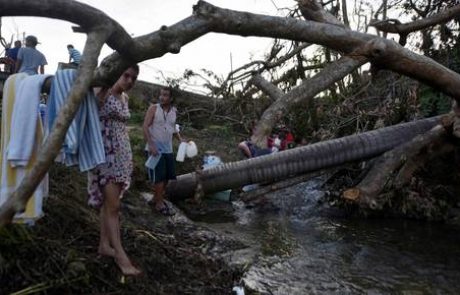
129,64 -> 140,74
99,64 -> 140,95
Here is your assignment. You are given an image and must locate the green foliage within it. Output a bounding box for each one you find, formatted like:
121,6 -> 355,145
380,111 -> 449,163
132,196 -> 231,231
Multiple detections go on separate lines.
128,111 -> 145,125
418,33 -> 460,117
129,126 -> 144,150
207,124 -> 233,136
128,125 -> 151,191
128,94 -> 148,113
285,100 -> 317,142
419,86 -> 451,117
127,96 -> 148,133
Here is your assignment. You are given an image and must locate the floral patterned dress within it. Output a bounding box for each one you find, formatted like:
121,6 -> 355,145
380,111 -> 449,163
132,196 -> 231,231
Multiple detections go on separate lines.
88,93 -> 132,208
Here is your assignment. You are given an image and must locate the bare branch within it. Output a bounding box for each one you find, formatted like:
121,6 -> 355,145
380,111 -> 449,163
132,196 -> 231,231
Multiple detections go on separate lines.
341,0 -> 351,28
269,63 -> 326,86
250,55 -> 367,147
226,42 -> 311,81
249,74 -> 284,101
297,0 -> 345,27
370,4 -> 460,38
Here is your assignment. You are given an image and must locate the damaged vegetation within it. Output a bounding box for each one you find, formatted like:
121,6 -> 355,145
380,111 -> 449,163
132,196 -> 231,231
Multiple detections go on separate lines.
2,0 -> 460,293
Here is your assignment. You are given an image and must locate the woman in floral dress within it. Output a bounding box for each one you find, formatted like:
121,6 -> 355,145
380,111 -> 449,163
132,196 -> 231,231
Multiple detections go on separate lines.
88,65 -> 141,276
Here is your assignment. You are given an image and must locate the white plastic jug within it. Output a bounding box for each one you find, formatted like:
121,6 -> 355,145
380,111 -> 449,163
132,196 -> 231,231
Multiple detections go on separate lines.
186,141 -> 198,158
176,142 -> 187,162
232,286 -> 245,295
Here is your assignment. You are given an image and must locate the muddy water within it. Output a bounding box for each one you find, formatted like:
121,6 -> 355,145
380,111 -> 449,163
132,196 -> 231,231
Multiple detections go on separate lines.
201,179 -> 460,294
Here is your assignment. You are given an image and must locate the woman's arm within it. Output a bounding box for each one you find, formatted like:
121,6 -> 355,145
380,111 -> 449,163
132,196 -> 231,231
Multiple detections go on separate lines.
143,104 -> 159,155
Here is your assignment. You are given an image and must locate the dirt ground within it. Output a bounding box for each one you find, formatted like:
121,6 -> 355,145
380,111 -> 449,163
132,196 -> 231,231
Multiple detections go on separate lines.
0,166 -> 248,294
0,124 -> 248,295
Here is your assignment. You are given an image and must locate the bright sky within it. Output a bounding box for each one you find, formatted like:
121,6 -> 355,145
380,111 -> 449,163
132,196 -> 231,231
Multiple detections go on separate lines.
1,0 -> 296,90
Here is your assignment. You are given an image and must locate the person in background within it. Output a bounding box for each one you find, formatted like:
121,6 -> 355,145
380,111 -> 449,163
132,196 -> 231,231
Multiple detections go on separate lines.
143,86 -> 184,216
67,44 -> 81,66
5,40 -> 21,73
15,35 -> 47,75
267,132 -> 285,153
238,121 -> 272,158
87,65 -> 141,276
280,127 -> 295,150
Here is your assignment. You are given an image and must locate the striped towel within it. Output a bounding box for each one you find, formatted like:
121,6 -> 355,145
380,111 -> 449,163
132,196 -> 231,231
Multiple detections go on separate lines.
8,74 -> 51,166
47,69 -> 105,171
0,74 -> 48,224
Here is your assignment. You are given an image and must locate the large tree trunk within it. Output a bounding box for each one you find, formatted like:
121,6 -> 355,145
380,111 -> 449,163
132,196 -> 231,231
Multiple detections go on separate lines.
167,116 -> 442,200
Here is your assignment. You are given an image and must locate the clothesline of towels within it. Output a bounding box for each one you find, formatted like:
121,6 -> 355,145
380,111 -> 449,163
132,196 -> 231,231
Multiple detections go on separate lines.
0,69 -> 105,224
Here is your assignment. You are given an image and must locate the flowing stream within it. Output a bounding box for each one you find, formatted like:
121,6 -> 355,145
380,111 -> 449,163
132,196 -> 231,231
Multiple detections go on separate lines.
199,178 -> 460,294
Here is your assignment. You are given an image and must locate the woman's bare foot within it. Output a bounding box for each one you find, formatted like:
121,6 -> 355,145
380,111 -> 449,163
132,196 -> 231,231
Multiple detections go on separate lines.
98,244 -> 115,257
115,253 -> 142,276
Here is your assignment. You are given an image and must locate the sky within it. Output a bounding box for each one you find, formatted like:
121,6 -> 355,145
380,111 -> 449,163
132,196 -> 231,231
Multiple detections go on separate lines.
1,0 -> 297,91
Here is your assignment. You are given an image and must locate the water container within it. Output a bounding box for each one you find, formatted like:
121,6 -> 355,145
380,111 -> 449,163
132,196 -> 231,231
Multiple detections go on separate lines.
176,142 -> 187,162
186,141 -> 198,158
232,286 -> 245,295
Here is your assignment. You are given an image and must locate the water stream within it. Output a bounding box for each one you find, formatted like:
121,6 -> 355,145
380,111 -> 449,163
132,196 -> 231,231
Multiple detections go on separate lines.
200,179 -> 460,294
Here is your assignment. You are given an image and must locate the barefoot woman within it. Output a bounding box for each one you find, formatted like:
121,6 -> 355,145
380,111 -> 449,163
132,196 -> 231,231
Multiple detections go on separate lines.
88,65 -> 141,276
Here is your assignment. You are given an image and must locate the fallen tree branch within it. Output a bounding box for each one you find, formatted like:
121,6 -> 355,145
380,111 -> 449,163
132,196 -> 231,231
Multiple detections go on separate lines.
3,0 -> 460,102
342,114 -> 455,210
249,55 -> 367,147
196,1 -> 460,103
394,139 -> 456,189
249,74 -> 284,101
